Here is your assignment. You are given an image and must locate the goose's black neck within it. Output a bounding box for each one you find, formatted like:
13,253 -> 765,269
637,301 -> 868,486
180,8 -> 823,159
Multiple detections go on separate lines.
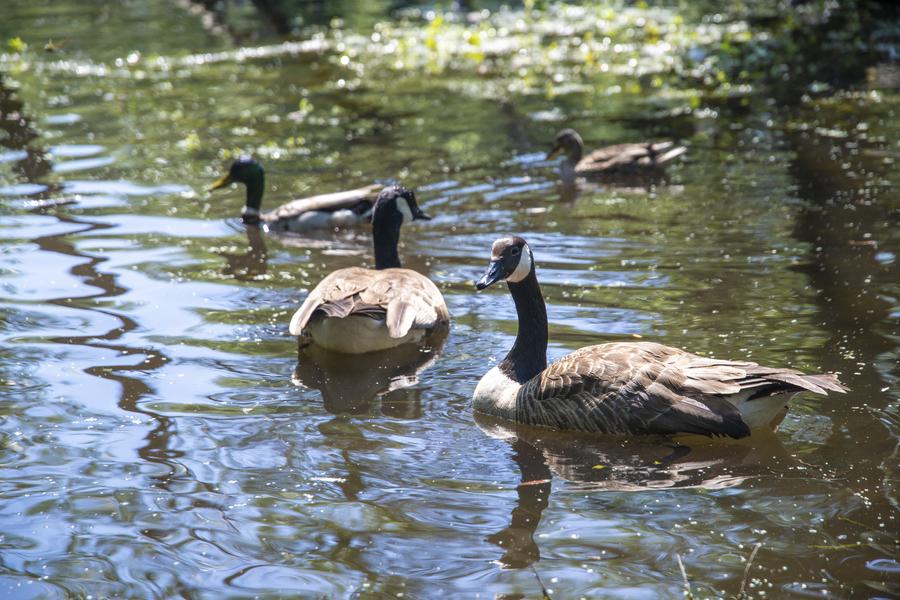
373,218 -> 402,270
499,267 -> 548,383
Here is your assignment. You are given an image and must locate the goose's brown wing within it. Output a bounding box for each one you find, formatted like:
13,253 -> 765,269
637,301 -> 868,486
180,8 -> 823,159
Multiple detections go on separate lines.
289,267 -> 375,335
265,185 -> 380,222
517,342 -> 844,438
289,267 -> 448,338
360,269 -> 449,338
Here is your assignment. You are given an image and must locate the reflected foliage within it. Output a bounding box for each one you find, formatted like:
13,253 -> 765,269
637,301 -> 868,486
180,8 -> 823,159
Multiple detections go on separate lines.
0,0 -> 898,598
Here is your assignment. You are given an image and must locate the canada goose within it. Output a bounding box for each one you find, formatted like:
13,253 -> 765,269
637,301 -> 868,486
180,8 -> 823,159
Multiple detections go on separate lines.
208,156 -> 379,232
288,186 -> 450,354
547,128 -> 686,183
473,236 -> 847,438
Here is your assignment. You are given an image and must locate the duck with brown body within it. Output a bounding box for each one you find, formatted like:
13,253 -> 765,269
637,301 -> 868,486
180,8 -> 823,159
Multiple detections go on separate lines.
547,128 -> 687,184
209,156 -> 380,232
473,236 -> 847,438
289,186 -> 450,354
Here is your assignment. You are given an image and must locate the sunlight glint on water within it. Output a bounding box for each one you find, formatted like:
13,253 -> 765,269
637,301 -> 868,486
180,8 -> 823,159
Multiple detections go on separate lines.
0,1 -> 898,598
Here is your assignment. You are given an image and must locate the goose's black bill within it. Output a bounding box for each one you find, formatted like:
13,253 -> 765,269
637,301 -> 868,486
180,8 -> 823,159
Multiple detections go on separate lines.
476,260 -> 505,290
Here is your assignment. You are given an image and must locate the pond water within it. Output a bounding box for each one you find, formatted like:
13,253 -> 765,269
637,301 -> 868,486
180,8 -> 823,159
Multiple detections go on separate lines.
1,1 -> 898,598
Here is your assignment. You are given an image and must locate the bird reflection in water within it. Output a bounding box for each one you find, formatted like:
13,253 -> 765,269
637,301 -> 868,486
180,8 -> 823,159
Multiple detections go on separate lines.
291,331 -> 448,416
218,224 -> 269,281
476,414 -> 790,569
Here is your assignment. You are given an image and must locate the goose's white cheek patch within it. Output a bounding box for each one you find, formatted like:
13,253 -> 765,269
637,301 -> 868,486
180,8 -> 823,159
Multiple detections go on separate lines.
396,196 -> 414,222
506,246 -> 532,283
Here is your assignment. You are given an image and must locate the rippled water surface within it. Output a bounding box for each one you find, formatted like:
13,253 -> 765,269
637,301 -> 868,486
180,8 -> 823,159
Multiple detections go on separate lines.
1,1 -> 899,598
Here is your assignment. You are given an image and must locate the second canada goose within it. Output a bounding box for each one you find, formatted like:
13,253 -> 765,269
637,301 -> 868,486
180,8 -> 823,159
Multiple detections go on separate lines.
473,236 -> 847,438
547,128 -> 686,183
209,156 -> 379,232
289,186 -> 449,354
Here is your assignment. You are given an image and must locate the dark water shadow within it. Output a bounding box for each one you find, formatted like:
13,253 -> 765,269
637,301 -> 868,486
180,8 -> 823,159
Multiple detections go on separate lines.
0,74 -> 52,185
474,414 -> 791,569
784,125 -> 900,556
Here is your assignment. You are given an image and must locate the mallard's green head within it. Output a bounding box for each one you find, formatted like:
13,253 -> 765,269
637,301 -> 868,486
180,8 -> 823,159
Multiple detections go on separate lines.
546,128 -> 584,163
209,156 -> 264,191
209,157 -> 265,220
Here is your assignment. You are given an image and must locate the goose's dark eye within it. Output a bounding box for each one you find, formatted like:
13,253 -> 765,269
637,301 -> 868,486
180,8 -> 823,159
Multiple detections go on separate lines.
510,247 -> 521,256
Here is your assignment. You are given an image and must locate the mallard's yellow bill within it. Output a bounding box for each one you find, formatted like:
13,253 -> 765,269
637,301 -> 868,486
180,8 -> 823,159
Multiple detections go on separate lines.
208,173 -> 234,191
546,145 -> 561,160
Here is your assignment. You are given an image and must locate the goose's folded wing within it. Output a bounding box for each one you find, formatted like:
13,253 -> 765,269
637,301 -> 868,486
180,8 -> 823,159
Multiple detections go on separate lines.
266,185 -> 380,221
289,268 -> 375,335
359,269 -> 448,338
385,298 -> 418,338
662,351 -> 848,396
518,343 -> 750,437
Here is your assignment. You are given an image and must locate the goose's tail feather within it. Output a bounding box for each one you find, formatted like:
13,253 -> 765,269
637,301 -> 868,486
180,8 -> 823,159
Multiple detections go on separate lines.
744,367 -> 848,397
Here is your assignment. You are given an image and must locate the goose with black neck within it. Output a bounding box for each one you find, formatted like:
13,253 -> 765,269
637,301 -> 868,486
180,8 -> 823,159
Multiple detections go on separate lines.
288,186 -> 449,354
474,236 -> 847,438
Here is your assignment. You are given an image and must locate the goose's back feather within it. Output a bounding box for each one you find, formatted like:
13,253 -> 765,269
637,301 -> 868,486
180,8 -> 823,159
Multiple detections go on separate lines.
576,141 -> 686,175
289,267 -> 449,340
264,185 -> 380,231
510,341 -> 846,437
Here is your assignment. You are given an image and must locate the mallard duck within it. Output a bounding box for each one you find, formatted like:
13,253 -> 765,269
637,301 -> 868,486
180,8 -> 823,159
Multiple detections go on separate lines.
473,236 -> 847,438
208,156 -> 380,232
546,128 -> 686,182
288,186 -> 450,354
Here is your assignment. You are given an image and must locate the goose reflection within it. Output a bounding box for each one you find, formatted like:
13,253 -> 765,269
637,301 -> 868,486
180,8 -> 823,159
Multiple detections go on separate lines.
291,331 -> 448,416
218,224 -> 269,281
476,413 -> 789,569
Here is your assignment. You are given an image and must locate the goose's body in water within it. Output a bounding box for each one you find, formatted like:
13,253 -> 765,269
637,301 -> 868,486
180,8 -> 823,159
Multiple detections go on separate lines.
473,236 -> 847,438
547,128 -> 687,185
289,186 -> 449,354
209,157 -> 379,232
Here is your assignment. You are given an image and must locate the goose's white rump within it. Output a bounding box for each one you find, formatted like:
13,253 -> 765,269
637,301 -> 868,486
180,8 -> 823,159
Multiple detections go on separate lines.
290,267 -> 449,354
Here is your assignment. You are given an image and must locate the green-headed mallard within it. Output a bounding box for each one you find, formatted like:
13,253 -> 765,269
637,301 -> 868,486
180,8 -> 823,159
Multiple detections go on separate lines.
209,156 -> 379,232
288,186 -> 450,354
547,128 -> 686,183
473,236 -> 847,438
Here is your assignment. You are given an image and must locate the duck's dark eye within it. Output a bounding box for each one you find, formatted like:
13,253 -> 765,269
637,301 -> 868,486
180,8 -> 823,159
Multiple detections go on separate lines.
510,247 -> 521,256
